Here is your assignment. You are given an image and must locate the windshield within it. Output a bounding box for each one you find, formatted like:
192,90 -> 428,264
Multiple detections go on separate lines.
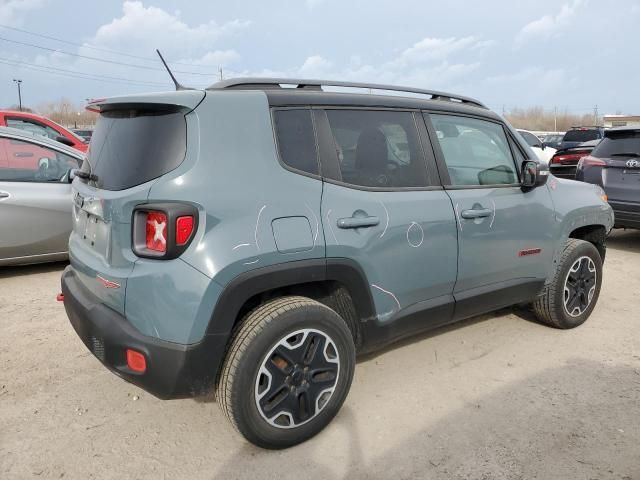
592,132 -> 640,158
563,130 -> 601,142
82,107 -> 186,191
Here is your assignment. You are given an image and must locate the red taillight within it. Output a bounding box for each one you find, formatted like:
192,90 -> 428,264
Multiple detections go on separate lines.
126,349 -> 146,373
577,156 -> 607,168
175,216 -> 194,246
145,211 -> 168,252
551,150 -> 590,165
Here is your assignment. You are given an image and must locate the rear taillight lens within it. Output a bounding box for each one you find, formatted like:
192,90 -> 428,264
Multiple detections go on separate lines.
551,150 -> 590,164
145,211 -> 168,252
133,204 -> 198,259
577,156 -> 606,169
176,216 -> 194,246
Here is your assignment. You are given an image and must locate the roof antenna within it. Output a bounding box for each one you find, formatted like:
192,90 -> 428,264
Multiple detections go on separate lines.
156,49 -> 190,91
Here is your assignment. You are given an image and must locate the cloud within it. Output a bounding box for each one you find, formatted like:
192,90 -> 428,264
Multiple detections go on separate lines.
397,36 -> 489,64
486,66 -> 577,94
516,0 -> 585,46
0,0 -> 46,25
89,1 -> 250,60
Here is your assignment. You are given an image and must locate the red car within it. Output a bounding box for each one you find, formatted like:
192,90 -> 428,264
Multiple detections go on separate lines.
0,110 -> 88,153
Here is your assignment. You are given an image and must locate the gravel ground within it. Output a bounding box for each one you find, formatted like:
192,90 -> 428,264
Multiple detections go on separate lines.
1,229 -> 639,480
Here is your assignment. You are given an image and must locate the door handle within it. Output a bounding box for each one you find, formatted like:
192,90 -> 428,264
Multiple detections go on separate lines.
337,216 -> 380,229
0,191 -> 9,199
460,208 -> 492,219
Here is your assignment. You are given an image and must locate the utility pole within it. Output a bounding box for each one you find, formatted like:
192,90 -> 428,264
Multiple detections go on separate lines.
594,104 -> 599,126
554,106 -> 557,132
218,67 -> 223,81
13,79 -> 22,111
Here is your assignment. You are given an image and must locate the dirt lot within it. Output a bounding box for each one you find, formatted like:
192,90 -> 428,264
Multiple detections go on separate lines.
1,230 -> 639,480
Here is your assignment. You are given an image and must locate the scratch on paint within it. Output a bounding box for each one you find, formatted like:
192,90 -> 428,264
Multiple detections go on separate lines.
305,203 -> 319,246
489,200 -> 496,229
454,202 -> 463,231
326,209 -> 339,245
243,259 -> 259,265
232,243 -> 251,251
379,201 -> 389,238
254,205 -> 267,251
371,283 -> 401,311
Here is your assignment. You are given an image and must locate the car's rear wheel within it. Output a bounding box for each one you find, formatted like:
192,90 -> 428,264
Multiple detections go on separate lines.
217,296 -> 355,449
533,238 -> 603,329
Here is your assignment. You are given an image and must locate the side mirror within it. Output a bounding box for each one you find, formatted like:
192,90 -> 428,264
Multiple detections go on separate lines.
67,168 -> 78,183
55,135 -> 74,147
521,160 -> 549,190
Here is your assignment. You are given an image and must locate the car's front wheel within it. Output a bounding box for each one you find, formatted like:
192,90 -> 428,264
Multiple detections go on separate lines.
533,238 -> 603,329
217,296 -> 355,449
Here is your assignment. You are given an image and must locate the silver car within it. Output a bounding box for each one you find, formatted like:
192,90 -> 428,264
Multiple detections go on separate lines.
0,126 -> 84,266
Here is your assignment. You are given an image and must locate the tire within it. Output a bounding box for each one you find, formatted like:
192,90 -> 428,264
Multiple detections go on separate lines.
217,296 -> 356,449
533,239 -> 603,329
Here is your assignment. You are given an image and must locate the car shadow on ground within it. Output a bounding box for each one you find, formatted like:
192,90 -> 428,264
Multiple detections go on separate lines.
607,228 -> 640,254
209,359 -> 640,480
0,260 -> 67,280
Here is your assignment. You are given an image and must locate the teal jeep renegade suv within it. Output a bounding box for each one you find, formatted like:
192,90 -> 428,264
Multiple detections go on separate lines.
62,78 -> 614,449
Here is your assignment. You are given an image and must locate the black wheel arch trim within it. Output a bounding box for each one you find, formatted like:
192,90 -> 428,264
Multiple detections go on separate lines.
205,258 -> 376,337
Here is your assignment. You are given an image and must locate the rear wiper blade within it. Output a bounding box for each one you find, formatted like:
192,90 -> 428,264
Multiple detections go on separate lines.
74,170 -> 99,182
610,152 -> 640,157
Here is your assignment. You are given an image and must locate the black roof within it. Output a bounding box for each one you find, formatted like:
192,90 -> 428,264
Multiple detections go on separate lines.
207,77 -> 495,118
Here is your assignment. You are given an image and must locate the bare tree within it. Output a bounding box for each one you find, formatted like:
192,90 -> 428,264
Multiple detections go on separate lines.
35,98 -> 97,128
505,107 -> 601,132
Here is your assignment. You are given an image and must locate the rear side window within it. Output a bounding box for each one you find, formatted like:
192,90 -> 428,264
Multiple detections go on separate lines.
0,137 -> 79,182
429,114 -> 518,186
324,109 -> 429,188
592,131 -> 640,158
563,130 -> 601,142
84,108 -> 186,191
273,109 -> 319,175
6,117 -> 60,141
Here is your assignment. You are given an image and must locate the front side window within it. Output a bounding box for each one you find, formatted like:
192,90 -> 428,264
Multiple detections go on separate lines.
325,109 -> 428,188
0,137 -> 79,182
273,109 -> 318,175
429,114 -> 518,186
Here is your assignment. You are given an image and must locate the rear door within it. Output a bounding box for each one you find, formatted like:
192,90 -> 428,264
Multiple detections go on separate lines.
0,134 -> 80,261
424,113 -> 556,319
317,108 -> 458,340
69,99 -> 199,314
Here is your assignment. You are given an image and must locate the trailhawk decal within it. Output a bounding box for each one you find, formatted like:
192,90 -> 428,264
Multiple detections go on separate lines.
518,248 -> 542,257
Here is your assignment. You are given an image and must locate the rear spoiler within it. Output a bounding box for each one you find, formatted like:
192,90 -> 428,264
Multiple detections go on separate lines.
85,90 -> 205,114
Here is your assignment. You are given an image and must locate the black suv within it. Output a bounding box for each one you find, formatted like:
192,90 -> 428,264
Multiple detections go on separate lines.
576,127 -> 640,229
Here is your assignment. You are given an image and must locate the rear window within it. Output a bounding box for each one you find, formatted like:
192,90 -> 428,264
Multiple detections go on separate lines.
563,130 -> 601,143
592,131 -> 640,158
83,108 -> 186,191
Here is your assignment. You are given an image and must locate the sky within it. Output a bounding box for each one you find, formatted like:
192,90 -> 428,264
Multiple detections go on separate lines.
1,0 -> 639,114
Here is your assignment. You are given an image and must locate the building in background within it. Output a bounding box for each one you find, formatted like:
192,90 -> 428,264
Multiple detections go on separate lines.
603,115 -> 640,128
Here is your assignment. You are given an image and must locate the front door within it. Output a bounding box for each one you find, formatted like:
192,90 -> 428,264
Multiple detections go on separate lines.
316,108 -> 458,343
424,113 -> 556,319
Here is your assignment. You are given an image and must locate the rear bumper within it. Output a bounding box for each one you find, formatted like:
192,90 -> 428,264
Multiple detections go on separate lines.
549,165 -> 577,179
610,204 -> 640,229
61,266 -> 228,399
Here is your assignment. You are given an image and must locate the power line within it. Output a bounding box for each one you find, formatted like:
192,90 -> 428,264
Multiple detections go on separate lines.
0,36 -> 216,76
0,23 -> 218,69
0,58 -> 172,88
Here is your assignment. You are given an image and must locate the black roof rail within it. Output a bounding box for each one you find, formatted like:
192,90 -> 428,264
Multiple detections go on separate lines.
208,77 -> 487,109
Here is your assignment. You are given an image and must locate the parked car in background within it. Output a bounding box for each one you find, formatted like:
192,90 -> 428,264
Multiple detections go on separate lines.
0,126 -> 84,266
576,127 -> 640,229
559,126 -> 605,150
549,139 -> 600,179
0,110 -> 88,153
517,129 -> 556,164
61,79 -> 613,449
72,128 -> 93,142
542,133 -> 564,150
